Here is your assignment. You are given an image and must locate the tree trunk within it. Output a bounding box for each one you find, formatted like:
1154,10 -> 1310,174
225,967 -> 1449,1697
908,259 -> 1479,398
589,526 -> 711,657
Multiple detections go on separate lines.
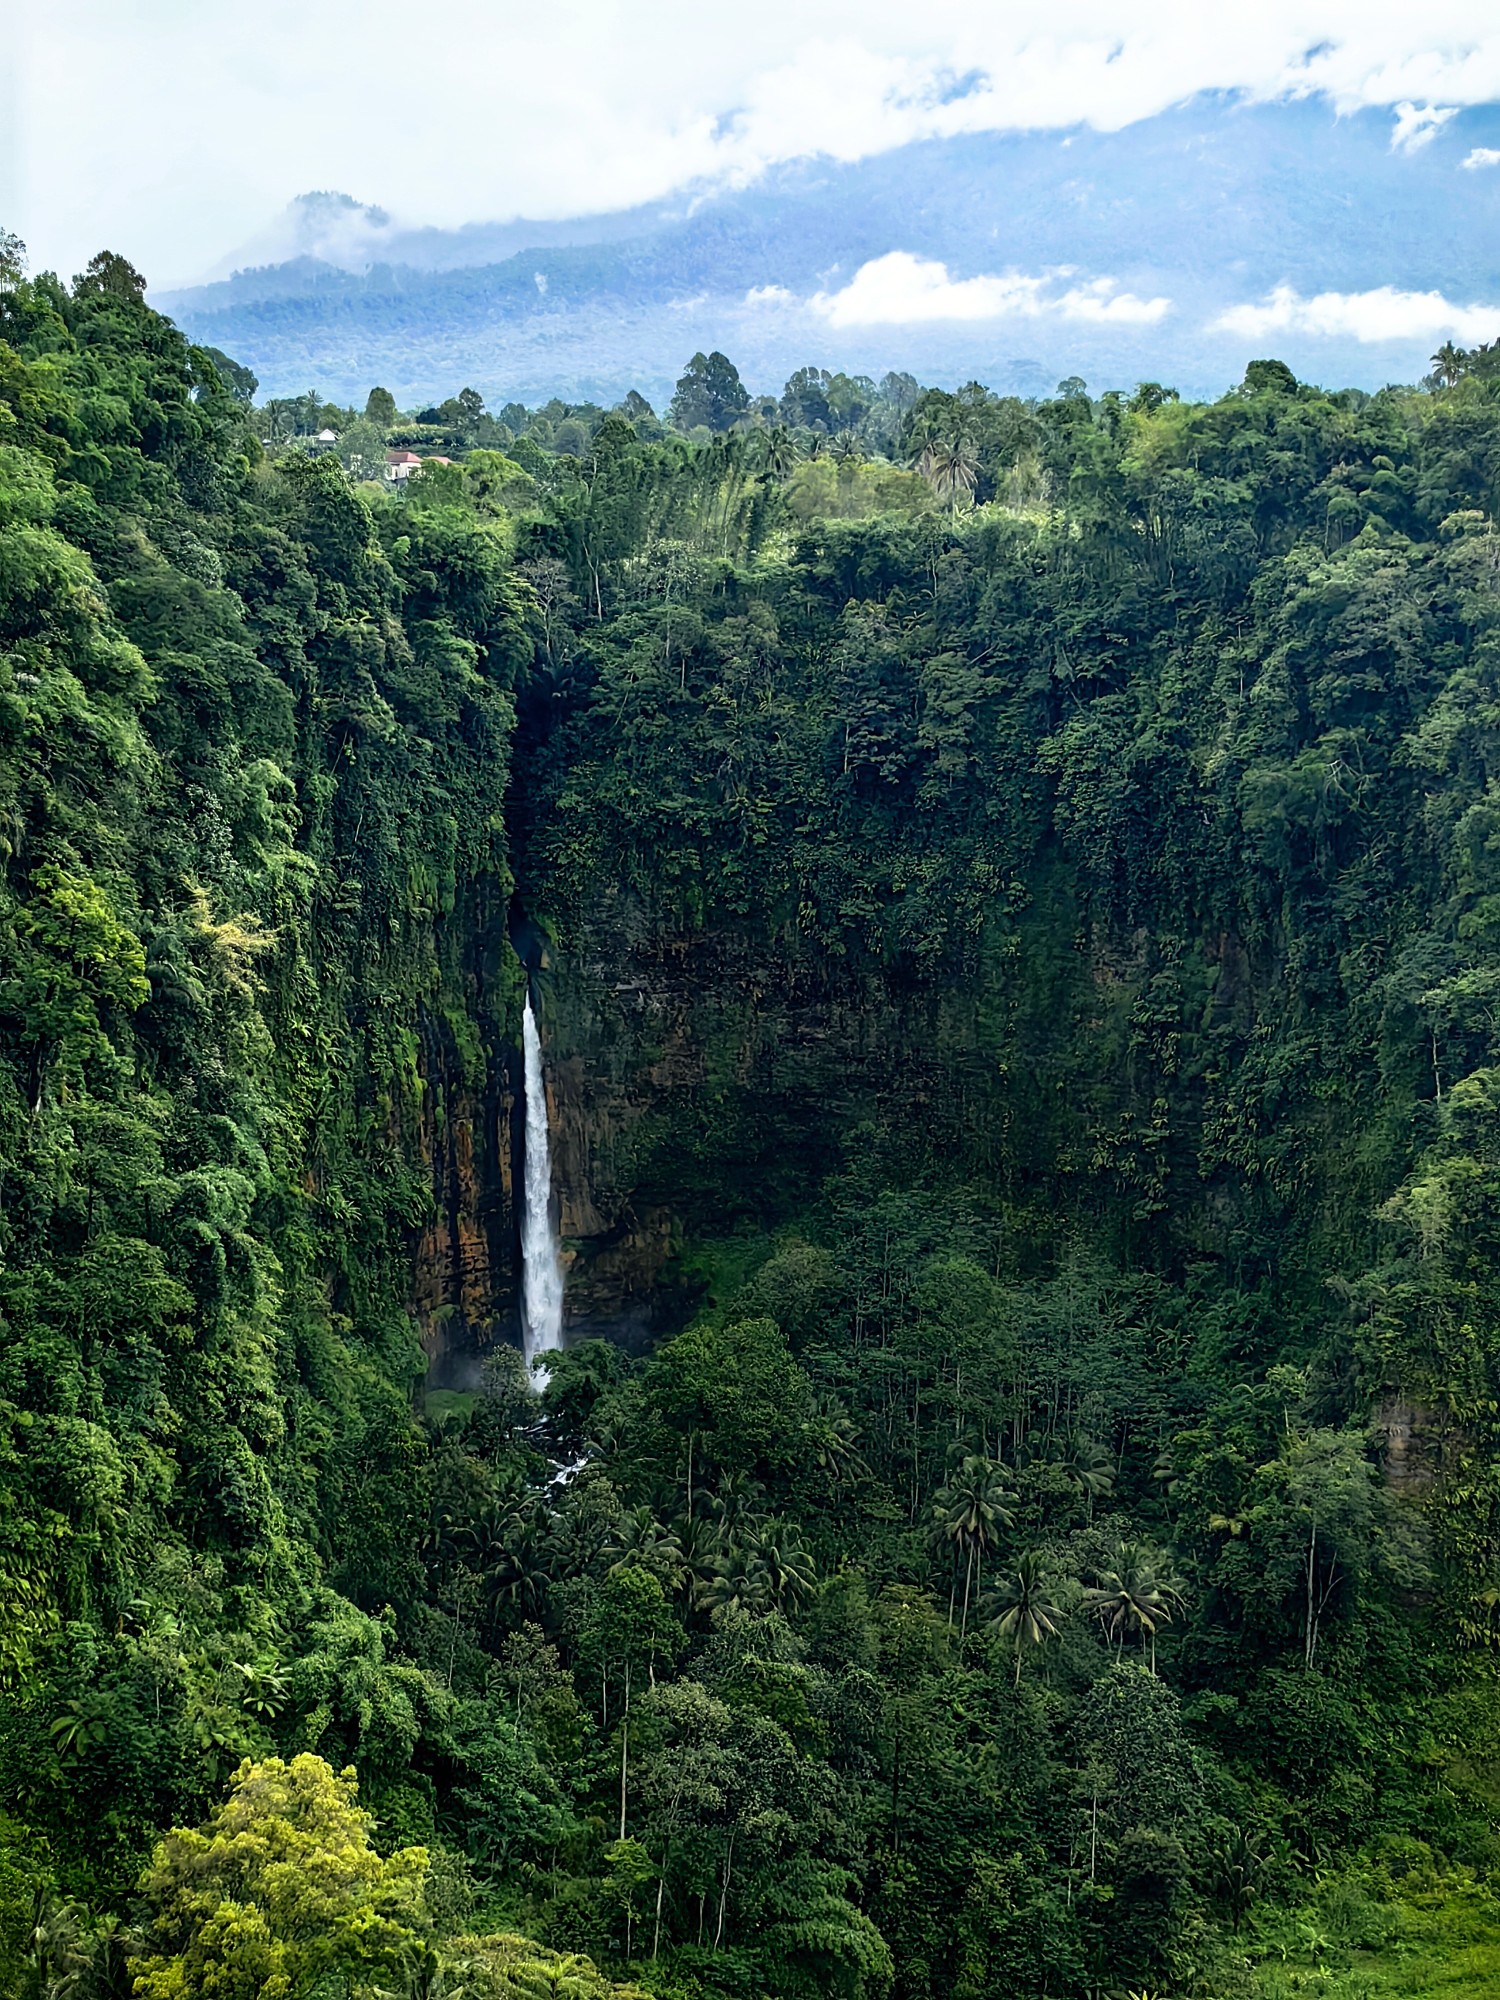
619,1658 -> 630,1840
714,1830 -> 735,1949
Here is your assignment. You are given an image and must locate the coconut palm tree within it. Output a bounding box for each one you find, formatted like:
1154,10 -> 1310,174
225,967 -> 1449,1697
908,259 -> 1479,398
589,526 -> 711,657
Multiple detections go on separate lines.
989,1550 -> 1068,1683
933,1456 -> 1015,1641
697,1541 -> 772,1617
604,1506 -> 684,1590
1432,341 -> 1467,388
916,434 -> 980,513
810,1393 -> 867,1486
674,1514 -> 722,1604
25,1893 -> 82,1998
374,1941 -> 474,1999
481,1502 -> 551,1622
757,425 -> 802,480
1063,1435 -> 1115,1519
27,1895 -> 139,2000
705,1471 -> 765,1549
751,1519 -> 818,1611
1084,1541 -> 1188,1672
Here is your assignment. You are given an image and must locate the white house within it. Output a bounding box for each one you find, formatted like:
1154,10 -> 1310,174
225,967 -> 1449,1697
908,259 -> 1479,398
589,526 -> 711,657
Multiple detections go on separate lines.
384,450 -> 455,484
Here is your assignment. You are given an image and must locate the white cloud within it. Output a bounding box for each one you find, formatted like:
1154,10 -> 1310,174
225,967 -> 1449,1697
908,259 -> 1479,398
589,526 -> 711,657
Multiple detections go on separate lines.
1053,275 -> 1175,324
1463,147 -> 1500,168
1389,101 -> 1459,151
12,3 -> 1500,284
1212,282 -> 1500,344
814,254 -> 1048,324
811,251 -> 1170,326
744,284 -> 798,306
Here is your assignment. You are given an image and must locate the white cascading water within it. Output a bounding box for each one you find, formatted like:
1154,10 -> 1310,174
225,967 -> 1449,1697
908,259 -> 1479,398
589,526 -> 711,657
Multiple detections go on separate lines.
520,990 -> 564,1375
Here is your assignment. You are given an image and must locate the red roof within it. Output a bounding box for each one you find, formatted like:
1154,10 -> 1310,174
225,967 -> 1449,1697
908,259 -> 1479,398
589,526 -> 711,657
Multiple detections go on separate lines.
386,449 -> 422,465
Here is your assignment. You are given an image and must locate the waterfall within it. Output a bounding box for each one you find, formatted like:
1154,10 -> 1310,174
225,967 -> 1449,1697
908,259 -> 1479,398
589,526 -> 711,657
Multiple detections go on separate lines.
520,990 -> 564,1373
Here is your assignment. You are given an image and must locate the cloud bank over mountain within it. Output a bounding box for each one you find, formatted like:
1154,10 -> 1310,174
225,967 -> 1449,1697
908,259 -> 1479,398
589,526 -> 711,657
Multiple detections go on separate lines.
152,92 -> 1500,408
806,255 -> 1173,330
1212,286 -> 1500,346
11,3 -> 1500,288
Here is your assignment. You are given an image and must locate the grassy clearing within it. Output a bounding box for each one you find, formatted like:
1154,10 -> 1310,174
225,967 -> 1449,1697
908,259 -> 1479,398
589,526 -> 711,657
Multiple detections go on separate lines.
1248,1880 -> 1500,1999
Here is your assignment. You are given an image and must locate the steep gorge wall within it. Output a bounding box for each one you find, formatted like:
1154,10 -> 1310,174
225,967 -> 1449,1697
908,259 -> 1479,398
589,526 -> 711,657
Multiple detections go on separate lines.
445,885 -> 1353,1355
409,1025 -> 521,1379
527,892 -> 1056,1337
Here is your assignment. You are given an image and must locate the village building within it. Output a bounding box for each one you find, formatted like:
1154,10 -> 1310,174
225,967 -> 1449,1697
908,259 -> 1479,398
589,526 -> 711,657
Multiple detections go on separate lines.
384,450 -> 456,484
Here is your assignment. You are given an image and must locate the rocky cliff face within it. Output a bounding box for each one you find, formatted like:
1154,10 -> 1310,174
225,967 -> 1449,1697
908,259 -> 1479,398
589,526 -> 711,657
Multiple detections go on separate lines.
406,884 -> 1242,1360
527,892 -> 1004,1342
410,1003 -> 523,1384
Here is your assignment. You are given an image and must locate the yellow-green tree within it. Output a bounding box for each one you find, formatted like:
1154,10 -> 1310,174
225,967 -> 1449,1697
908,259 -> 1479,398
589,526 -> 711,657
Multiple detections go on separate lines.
131,1753 -> 428,1999
445,1931 -> 651,1999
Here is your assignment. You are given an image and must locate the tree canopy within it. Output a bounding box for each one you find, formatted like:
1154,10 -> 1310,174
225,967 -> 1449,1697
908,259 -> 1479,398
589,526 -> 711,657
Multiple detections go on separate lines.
6,246 -> 1500,1999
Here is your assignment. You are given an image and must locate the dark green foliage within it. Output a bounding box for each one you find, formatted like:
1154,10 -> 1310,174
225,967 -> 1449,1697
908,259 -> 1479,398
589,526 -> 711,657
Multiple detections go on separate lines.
669,351 -> 750,434
6,266 -> 1500,2000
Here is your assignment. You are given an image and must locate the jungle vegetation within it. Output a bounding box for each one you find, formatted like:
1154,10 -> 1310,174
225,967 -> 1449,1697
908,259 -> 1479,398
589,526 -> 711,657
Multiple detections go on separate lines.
6,227 -> 1500,1997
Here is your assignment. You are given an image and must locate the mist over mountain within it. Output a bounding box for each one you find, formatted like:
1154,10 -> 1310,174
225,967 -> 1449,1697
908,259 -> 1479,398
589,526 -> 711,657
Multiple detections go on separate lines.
156,94 -> 1500,406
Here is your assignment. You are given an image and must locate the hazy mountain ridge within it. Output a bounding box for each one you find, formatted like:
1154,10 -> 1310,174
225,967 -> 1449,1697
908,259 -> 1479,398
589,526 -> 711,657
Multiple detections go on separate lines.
156,95 -> 1500,404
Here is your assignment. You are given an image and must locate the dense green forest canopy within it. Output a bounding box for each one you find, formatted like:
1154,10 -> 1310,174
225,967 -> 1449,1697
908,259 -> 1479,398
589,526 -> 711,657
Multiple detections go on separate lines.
8,233 -> 1500,1997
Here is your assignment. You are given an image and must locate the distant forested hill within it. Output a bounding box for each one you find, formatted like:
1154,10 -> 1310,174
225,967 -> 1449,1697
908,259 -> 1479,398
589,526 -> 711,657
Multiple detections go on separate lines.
9,240 -> 1500,1997
154,97 -> 1500,406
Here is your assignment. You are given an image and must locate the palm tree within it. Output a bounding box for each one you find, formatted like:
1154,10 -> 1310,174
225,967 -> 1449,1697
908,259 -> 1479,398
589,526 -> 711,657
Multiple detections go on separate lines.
705,1471 -> 765,1548
674,1514 -> 721,1603
26,1893 -> 81,1998
375,1942 -> 474,1999
810,1394 -> 867,1486
697,1541 -> 772,1617
757,425 -> 801,480
27,1894 -> 139,1999
1084,1541 -> 1188,1672
604,1506 -> 684,1589
932,1456 -> 1015,1641
916,434 -> 980,513
1432,341 -> 1467,388
831,429 -> 861,468
989,1550 -> 1067,1683
1063,1436 -> 1115,1519
750,1519 -> 817,1611
481,1502 -> 551,1623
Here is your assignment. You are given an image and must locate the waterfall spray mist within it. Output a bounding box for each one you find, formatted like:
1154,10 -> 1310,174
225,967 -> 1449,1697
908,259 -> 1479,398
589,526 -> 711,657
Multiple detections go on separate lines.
520,990 -> 564,1373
